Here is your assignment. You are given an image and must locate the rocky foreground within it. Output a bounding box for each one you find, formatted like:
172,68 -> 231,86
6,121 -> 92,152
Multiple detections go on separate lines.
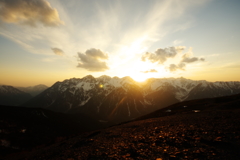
3,94 -> 240,160
10,113 -> 240,159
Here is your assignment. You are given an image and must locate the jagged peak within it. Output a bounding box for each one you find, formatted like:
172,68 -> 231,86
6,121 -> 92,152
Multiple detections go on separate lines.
121,76 -> 134,81
0,85 -> 28,94
24,84 -> 48,89
47,76 -> 240,93
0,85 -> 15,89
34,84 -> 48,87
97,75 -> 111,80
82,75 -> 95,80
112,76 -> 120,80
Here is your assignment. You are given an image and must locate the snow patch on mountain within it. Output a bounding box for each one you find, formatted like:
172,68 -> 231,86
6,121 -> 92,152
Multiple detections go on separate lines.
76,82 -> 94,91
79,96 -> 91,106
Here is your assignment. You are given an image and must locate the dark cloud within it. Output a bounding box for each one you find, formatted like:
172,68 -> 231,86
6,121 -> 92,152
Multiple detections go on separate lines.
141,46 -> 185,64
141,69 -> 158,73
77,48 -> 109,72
181,54 -> 205,63
52,48 -> 64,56
0,0 -> 63,27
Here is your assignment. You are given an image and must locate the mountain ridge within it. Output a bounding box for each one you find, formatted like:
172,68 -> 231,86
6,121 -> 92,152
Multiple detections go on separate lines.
0,85 -> 32,106
23,75 -> 240,123
17,84 -> 48,97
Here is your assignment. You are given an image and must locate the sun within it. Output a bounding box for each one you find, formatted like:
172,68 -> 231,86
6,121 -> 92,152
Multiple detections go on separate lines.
124,64 -> 169,82
130,72 -> 151,82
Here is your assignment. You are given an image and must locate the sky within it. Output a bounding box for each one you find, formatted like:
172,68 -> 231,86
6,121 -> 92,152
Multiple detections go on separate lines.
0,0 -> 240,87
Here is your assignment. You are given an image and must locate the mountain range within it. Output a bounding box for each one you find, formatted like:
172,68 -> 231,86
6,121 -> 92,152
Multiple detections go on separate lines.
23,75 -> 240,123
0,85 -> 32,106
17,84 -> 48,97
0,84 -> 48,106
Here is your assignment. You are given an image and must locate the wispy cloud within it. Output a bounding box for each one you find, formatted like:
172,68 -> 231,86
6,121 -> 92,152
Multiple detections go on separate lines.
221,63 -> 240,69
207,54 -> 220,57
173,39 -> 183,45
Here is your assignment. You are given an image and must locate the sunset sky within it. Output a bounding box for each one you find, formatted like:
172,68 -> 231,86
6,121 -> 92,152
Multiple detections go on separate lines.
0,0 -> 240,87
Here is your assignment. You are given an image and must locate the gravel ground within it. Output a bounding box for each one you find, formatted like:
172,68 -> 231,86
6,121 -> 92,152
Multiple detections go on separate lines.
11,109 -> 240,160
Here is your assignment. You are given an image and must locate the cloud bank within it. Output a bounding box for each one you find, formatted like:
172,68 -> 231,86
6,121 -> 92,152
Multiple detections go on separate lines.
51,48 -> 64,56
141,46 -> 185,64
0,0 -> 63,27
77,48 -> 109,72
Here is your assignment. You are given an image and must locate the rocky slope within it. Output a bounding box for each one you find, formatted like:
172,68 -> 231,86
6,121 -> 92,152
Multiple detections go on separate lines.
7,94 -> 240,160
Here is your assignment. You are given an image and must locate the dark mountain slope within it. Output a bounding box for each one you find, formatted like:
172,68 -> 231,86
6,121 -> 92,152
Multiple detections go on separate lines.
11,94 -> 240,160
17,84 -> 48,97
71,85 -> 148,124
0,105 -> 103,158
0,85 -> 32,106
137,93 -> 240,121
144,84 -> 179,111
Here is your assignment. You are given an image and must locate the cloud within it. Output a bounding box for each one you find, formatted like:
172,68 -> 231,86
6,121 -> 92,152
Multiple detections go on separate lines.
167,57 -> 205,72
141,69 -> 158,73
141,46 -> 185,64
168,56 -> 205,72
181,54 -> 205,63
0,0 -> 63,27
168,63 -> 186,72
77,48 -> 109,72
168,64 -> 178,72
51,48 -> 64,56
